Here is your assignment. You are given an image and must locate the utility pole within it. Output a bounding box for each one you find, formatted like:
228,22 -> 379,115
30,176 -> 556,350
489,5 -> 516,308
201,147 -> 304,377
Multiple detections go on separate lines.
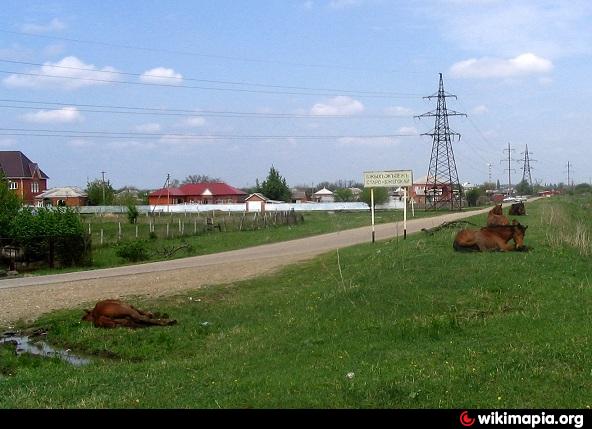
520,144 -> 536,187
166,173 -> 170,213
415,73 -> 466,210
101,171 -> 106,205
501,143 -> 515,196
566,162 -> 572,188
487,163 -> 492,185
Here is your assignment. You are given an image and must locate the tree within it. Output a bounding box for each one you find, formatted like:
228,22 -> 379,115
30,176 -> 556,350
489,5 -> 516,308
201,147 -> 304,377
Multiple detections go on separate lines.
182,174 -> 221,184
86,179 -> 115,206
359,187 -> 389,207
256,166 -> 291,201
126,204 -> 139,224
574,183 -> 592,194
333,188 -> 355,202
0,172 -> 22,237
515,179 -> 533,196
466,188 -> 482,207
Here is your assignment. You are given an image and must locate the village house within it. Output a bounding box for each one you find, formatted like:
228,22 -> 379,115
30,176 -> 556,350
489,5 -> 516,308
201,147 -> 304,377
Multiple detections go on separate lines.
313,187 -> 335,202
291,189 -> 308,203
0,151 -> 48,205
410,175 -> 456,207
35,186 -> 88,207
148,182 -> 247,205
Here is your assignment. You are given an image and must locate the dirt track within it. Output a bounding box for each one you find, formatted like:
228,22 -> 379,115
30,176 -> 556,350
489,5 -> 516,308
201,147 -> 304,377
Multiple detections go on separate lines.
0,207 -> 495,326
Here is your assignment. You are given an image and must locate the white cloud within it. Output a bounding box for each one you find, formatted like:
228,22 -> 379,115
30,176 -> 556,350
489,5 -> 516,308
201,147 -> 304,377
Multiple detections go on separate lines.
310,96 -> 364,116
429,3 -> 592,58
3,56 -> 119,90
450,53 -> 553,79
135,123 -> 161,133
68,138 -> 93,148
337,136 -> 399,147
139,67 -> 183,85
108,140 -> 157,150
0,138 -> 16,147
329,0 -> 361,9
23,107 -> 83,123
384,106 -> 414,116
397,126 -> 418,135
21,18 -> 65,34
472,105 -> 489,114
180,116 -> 206,128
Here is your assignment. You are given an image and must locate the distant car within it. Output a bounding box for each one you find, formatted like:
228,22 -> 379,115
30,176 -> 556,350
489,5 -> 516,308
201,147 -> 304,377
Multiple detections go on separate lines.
502,197 -> 517,203
515,196 -> 528,202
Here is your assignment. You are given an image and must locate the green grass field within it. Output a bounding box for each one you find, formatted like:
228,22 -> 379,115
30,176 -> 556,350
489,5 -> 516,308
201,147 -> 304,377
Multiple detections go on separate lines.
1,196 -> 591,408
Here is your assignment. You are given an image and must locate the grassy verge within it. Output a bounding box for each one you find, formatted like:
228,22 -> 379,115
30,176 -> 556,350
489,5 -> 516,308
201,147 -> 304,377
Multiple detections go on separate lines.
3,197 -> 589,408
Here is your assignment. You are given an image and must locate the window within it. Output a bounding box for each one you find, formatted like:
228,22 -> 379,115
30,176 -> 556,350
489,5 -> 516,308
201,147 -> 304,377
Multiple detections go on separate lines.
31,182 -> 39,193
9,181 -> 17,190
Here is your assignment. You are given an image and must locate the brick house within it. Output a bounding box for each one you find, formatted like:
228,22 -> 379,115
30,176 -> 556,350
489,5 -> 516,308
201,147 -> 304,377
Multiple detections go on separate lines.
148,182 -> 247,205
35,186 -> 88,207
0,151 -> 48,205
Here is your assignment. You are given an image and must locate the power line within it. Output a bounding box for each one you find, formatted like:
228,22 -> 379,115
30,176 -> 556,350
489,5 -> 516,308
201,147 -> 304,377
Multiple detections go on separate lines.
0,127 -> 418,140
0,59 -> 422,97
0,69 -> 418,99
0,98 -> 413,119
0,28 -> 427,75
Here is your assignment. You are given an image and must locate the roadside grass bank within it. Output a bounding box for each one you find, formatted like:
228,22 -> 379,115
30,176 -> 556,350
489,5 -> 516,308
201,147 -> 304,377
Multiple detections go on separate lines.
2,197 -> 589,408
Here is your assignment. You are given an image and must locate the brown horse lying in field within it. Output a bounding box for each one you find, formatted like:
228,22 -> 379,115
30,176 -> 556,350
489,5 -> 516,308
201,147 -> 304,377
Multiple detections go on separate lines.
487,204 -> 510,226
82,299 -> 177,328
453,221 -> 528,252
509,202 -> 526,216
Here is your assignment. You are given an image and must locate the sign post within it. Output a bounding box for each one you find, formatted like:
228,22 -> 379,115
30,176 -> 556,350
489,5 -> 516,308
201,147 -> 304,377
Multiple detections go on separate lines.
363,170 -> 413,243
403,187 -> 407,239
371,188 -> 375,243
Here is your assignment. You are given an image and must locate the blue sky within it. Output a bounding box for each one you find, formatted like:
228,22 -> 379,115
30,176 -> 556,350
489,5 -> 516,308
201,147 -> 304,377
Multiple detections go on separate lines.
1,0 -> 590,189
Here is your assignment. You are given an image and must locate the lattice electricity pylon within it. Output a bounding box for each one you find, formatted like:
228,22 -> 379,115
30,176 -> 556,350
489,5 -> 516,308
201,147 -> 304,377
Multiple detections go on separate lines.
415,73 -> 466,210
520,144 -> 536,186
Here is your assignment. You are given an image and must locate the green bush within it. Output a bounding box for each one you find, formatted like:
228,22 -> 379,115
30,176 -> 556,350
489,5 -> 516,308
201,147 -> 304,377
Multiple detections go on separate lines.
8,207 -> 91,267
116,240 -> 149,262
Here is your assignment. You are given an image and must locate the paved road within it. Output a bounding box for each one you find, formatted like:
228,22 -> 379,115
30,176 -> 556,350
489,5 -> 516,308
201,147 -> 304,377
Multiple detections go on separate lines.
0,204 -> 513,325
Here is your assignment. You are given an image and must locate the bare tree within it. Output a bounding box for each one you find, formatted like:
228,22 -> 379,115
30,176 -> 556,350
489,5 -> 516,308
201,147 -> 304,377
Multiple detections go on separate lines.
182,174 -> 221,184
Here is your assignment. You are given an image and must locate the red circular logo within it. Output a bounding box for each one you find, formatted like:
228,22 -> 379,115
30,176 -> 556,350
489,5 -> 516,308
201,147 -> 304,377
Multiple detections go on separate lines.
460,411 -> 475,427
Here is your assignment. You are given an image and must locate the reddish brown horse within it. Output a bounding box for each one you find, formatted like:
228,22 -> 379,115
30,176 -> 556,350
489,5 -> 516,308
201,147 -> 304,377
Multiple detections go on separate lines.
82,299 -> 177,328
453,221 -> 528,252
487,204 -> 510,226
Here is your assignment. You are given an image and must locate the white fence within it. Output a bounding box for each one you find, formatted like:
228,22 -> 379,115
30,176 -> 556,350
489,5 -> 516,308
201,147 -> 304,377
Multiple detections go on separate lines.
76,201 -> 382,215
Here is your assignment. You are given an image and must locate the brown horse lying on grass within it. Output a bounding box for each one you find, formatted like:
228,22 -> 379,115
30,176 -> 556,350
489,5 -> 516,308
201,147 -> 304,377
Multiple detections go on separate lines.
82,299 -> 177,328
487,204 -> 510,226
509,202 -> 526,216
453,221 -> 528,252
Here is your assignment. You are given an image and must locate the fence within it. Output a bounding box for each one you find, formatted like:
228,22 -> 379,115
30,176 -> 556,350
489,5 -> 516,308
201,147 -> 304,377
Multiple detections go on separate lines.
76,202 -> 371,215
81,210 -> 303,247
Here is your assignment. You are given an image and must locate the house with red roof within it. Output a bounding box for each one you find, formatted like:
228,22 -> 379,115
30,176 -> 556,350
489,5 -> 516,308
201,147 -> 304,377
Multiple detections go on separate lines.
0,151 -> 49,205
148,182 -> 247,205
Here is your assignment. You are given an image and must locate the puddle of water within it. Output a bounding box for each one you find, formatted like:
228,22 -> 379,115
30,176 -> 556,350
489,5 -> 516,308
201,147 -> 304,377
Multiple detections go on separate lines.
0,334 -> 91,366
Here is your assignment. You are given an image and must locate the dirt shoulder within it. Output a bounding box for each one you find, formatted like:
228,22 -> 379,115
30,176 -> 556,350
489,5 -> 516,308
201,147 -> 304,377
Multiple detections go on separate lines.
0,207 -> 494,326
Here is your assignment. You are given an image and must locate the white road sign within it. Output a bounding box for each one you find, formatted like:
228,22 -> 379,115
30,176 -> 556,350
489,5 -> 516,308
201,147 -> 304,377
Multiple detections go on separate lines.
363,170 -> 413,188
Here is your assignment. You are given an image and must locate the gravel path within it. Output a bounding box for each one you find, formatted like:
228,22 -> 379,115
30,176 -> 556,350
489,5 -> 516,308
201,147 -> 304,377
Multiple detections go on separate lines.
0,207 -> 494,326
